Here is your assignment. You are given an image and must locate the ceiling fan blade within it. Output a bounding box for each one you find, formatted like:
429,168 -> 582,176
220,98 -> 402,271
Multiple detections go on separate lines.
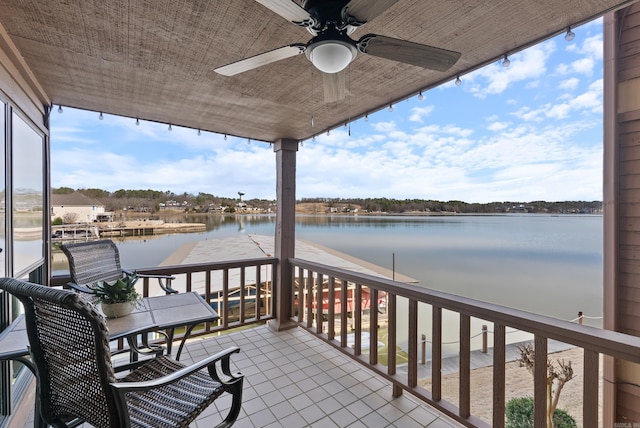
214,44 -> 306,76
254,0 -> 314,25
344,0 -> 398,23
358,34 -> 461,72
323,72 -> 346,103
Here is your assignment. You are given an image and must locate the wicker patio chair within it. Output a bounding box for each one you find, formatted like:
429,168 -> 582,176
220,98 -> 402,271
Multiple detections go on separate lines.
60,239 -> 177,296
0,278 -> 243,428
60,239 -> 184,356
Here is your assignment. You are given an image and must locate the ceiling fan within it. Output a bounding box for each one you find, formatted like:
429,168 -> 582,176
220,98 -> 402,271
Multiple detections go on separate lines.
214,0 -> 461,102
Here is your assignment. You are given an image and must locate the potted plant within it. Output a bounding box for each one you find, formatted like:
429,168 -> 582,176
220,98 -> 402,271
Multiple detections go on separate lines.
91,272 -> 140,318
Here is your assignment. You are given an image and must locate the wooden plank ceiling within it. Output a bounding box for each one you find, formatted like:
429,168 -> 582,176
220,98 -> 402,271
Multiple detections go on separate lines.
0,0 -> 636,142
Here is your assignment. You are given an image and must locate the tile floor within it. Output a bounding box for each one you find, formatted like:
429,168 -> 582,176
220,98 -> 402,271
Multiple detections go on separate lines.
184,325 -> 463,428
22,325 -> 464,428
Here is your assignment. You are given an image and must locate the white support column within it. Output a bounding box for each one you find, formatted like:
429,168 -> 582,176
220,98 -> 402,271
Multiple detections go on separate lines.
268,138 -> 299,331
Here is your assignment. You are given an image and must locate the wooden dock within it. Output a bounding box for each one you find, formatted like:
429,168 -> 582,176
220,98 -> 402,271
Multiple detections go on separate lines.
52,220 -> 206,241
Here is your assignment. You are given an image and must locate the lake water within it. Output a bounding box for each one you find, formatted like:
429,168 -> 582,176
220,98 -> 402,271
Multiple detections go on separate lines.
58,213 -> 603,328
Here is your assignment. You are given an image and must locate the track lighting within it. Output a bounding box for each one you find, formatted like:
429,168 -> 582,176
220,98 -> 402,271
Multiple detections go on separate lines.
168,124 -> 172,131
99,112 -> 103,120
388,104 -> 393,112
565,27 -> 575,42
57,105 -> 63,113
502,55 -> 510,67
136,118 -> 140,126
418,91 -> 424,101
455,76 -> 462,86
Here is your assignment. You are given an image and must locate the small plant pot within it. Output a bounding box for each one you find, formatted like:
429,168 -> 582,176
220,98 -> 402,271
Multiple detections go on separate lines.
101,301 -> 136,318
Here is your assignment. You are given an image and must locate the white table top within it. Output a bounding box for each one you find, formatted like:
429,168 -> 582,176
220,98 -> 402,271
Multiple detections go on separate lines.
0,291 -> 218,360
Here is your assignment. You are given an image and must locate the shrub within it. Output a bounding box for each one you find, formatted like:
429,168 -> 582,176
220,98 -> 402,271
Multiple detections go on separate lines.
52,217 -> 63,225
506,397 -> 576,428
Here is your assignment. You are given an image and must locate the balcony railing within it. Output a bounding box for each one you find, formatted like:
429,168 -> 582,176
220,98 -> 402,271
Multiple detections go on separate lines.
52,257 -> 278,339
49,254 -> 640,426
289,257 -> 640,428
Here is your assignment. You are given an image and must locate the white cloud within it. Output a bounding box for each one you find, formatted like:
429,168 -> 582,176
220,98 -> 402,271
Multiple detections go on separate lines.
571,58 -> 595,76
559,77 -> 579,90
487,121 -> 509,131
512,78 -> 602,121
371,121 -> 396,132
558,33 -> 602,76
581,35 -> 603,61
409,106 -> 435,122
465,43 -> 555,98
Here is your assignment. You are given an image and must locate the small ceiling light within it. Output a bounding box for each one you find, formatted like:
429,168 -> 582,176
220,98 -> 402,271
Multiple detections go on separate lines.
311,115 -> 315,127
418,91 -> 424,101
136,118 -> 140,126
312,134 -> 316,141
565,27 -> 575,42
327,129 -> 330,136
57,105 -> 63,113
344,122 -> 348,128
168,124 -> 172,131
99,112 -> 103,120
388,104 -> 393,112
455,76 -> 462,86
247,139 -> 251,144
197,129 -> 201,136
306,37 -> 357,74
502,55 -> 510,68
224,134 -> 227,140
365,114 -> 368,122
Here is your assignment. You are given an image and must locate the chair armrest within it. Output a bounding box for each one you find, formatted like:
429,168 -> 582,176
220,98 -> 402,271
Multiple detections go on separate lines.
65,281 -> 94,295
124,269 -> 178,294
110,346 -> 241,393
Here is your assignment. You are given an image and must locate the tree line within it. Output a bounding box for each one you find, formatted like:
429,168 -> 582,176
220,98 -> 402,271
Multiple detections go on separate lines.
53,187 -> 273,212
53,187 -> 602,214
300,197 -> 602,214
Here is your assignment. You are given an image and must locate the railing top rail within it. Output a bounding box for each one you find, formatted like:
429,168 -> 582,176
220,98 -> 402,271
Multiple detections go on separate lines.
136,257 -> 278,275
290,257 -> 640,363
51,257 -> 278,287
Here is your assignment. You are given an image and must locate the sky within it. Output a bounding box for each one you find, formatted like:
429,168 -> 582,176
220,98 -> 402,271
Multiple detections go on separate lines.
51,19 -> 605,204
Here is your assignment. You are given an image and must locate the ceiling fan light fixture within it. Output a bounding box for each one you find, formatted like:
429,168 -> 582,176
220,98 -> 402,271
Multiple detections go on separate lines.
306,39 -> 357,74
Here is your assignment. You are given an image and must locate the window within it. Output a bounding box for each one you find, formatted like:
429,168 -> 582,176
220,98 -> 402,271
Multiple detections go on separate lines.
12,112 -> 44,277
0,102 -> 47,423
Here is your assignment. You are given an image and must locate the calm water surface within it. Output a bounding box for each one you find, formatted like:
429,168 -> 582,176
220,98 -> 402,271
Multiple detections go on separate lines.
55,214 -> 603,328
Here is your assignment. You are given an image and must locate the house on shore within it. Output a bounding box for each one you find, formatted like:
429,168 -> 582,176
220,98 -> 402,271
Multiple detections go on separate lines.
51,192 -> 110,223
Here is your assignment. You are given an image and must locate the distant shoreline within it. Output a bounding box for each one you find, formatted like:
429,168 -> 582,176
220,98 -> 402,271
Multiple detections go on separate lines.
136,210 -> 603,218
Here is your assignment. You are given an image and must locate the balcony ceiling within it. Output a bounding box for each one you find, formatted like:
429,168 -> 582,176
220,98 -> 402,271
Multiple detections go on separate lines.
0,0 -> 635,142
